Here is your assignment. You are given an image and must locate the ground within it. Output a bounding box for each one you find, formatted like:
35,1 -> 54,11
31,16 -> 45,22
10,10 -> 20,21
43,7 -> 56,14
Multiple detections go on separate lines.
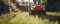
0,11 -> 59,24
0,2 -> 59,24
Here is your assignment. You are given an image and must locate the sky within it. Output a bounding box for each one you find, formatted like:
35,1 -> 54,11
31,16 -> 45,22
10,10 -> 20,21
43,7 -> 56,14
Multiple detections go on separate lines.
16,0 -> 33,3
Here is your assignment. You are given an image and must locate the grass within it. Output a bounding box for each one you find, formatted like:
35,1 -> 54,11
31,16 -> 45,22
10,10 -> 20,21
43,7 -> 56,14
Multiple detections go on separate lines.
0,11 -> 59,24
0,1 -> 59,24
46,12 -> 60,16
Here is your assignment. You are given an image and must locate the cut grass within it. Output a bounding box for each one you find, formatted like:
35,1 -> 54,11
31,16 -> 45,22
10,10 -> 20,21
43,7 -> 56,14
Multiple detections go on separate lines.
10,11 -> 59,24
0,11 -> 58,24
46,12 -> 60,16
0,1 -> 59,24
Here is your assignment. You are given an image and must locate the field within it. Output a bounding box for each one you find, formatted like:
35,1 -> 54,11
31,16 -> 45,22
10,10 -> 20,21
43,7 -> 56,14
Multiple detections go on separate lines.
0,2 -> 59,24
0,11 -> 59,24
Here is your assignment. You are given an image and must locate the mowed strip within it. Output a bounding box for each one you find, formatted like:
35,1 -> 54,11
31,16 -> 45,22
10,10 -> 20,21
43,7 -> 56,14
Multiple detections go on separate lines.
46,12 -> 60,16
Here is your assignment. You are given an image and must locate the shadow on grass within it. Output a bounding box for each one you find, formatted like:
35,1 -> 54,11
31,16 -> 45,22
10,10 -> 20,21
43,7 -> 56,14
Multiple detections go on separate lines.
42,15 -> 60,24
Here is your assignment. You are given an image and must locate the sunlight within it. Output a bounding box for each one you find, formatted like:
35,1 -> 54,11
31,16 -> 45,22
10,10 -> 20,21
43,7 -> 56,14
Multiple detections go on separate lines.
16,0 -> 33,3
